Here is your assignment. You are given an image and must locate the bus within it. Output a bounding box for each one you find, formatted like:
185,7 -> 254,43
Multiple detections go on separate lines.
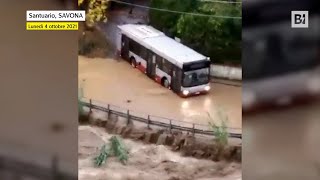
117,24 -> 211,97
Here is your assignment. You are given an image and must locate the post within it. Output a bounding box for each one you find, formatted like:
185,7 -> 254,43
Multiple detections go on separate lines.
127,110 -> 130,125
107,104 -> 111,119
169,120 -> 172,133
192,124 -> 195,136
147,115 -> 150,129
89,99 -> 92,113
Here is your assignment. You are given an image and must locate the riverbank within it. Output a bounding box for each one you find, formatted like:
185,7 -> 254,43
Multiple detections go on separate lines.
79,125 -> 241,180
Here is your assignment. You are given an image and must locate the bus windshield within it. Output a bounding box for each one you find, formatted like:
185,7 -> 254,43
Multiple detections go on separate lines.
182,68 -> 210,87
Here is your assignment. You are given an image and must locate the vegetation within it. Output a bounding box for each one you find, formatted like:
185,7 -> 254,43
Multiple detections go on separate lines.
78,0 -> 109,28
94,136 -> 129,167
149,0 -> 241,64
208,108 -> 229,147
78,80 -> 85,115
78,25 -> 112,57
94,144 -> 111,166
78,0 -> 112,57
78,98 -> 84,116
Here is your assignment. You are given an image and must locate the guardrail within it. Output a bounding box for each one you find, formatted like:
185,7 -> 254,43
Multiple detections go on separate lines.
80,98 -> 242,139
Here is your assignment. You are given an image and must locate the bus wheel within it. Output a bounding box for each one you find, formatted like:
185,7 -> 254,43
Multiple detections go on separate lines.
130,57 -> 137,68
162,78 -> 170,88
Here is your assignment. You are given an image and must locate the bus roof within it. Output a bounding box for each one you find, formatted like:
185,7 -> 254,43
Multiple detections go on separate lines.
118,24 -> 208,67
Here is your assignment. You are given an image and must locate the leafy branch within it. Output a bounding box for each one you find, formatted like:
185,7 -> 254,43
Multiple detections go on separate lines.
208,108 -> 229,147
78,0 -> 109,27
94,136 -> 129,167
94,144 -> 111,166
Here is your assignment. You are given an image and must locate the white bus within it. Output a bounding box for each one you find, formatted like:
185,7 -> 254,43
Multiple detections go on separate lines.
117,24 -> 211,97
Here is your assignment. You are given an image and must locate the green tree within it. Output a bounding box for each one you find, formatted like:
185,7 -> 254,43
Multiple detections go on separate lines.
78,0 -> 109,28
149,0 -> 197,36
149,0 -> 241,64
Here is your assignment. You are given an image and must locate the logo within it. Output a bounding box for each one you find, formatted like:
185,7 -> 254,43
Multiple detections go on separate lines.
291,11 -> 309,28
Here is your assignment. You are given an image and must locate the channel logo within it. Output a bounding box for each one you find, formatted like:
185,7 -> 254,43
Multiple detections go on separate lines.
291,11 -> 309,28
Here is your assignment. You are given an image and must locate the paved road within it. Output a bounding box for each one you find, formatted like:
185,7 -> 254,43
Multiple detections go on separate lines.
78,56 -> 242,132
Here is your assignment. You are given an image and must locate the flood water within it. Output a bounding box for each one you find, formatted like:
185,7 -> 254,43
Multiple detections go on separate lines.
78,56 -> 242,132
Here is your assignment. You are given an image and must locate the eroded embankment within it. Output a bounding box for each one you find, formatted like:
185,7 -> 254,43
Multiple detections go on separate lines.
79,111 -> 241,163
79,125 -> 241,180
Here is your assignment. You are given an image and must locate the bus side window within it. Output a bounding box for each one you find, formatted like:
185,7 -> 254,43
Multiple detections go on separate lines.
169,63 -> 173,76
129,39 -> 134,52
140,46 -> 147,60
135,41 -> 141,55
162,59 -> 168,74
162,59 -> 172,75
156,56 -> 162,69
130,40 -> 140,55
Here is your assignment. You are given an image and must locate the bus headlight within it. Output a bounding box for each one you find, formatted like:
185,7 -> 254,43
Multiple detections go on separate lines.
182,90 -> 189,96
204,85 -> 211,91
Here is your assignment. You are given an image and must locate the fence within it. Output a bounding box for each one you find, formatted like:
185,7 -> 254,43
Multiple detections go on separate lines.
80,98 -> 242,139
0,155 -> 76,180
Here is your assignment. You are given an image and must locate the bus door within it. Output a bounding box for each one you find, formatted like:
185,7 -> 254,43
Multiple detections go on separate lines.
171,66 -> 182,93
146,50 -> 156,78
121,34 -> 129,61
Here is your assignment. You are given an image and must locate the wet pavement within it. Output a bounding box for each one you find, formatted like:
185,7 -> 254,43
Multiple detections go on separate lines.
78,56 -> 242,132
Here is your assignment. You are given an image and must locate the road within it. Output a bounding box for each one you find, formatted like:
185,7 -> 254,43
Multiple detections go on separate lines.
78,56 -> 242,132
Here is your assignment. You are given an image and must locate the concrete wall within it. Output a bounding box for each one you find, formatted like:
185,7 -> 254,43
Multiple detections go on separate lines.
210,64 -> 242,81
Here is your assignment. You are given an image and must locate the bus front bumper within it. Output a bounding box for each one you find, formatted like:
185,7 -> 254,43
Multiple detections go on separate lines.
180,84 -> 211,97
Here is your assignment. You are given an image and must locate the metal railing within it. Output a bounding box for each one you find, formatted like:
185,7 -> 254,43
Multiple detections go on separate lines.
80,98 -> 242,139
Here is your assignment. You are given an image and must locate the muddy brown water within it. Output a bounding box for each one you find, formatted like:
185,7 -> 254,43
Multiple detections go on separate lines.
78,56 -> 242,132
78,125 -> 241,180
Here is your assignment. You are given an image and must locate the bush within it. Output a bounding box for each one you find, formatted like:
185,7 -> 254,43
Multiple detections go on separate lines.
78,26 -> 112,58
207,109 -> 229,147
94,136 -> 129,167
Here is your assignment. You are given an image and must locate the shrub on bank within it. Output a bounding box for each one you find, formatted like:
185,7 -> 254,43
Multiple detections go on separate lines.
78,24 -> 112,58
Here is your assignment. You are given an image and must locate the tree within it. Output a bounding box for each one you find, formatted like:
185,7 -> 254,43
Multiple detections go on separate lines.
78,0 -> 109,28
149,0 -> 197,37
149,0 -> 241,64
176,2 -> 241,63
